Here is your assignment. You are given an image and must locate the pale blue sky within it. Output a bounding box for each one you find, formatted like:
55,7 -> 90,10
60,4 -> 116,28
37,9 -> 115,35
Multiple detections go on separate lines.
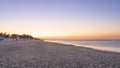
0,0 -> 120,39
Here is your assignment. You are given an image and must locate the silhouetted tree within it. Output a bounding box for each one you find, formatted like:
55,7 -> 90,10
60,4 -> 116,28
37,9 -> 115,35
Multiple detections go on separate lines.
0,32 -> 3,37
0,32 -> 39,41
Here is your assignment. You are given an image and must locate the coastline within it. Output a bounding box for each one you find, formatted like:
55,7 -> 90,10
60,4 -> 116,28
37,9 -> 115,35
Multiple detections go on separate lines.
0,40 -> 120,68
47,40 -> 120,53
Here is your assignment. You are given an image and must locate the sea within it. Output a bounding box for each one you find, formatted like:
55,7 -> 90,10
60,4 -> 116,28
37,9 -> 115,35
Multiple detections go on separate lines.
46,40 -> 120,53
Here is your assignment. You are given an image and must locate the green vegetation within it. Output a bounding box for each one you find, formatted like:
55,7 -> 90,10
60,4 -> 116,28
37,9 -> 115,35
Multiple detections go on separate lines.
0,32 -> 33,40
0,32 -> 43,41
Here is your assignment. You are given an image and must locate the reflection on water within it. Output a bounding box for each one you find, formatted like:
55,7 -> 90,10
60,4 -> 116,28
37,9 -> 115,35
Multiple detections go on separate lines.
47,40 -> 120,53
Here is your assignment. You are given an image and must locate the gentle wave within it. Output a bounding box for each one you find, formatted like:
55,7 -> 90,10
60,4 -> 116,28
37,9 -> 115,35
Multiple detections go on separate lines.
47,40 -> 120,53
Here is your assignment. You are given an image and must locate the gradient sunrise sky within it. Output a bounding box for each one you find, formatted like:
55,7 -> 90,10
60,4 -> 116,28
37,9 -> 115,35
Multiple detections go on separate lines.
0,0 -> 120,40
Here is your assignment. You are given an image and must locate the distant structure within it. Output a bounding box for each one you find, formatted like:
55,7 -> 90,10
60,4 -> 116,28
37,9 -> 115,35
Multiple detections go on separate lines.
0,37 -> 4,41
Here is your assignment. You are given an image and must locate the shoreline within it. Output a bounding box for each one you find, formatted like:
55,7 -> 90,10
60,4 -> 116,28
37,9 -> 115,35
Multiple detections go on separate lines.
46,40 -> 120,53
47,41 -> 120,54
0,40 -> 120,68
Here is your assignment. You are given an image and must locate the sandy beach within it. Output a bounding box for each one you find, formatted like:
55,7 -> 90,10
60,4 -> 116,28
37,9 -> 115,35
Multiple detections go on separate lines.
0,40 -> 120,68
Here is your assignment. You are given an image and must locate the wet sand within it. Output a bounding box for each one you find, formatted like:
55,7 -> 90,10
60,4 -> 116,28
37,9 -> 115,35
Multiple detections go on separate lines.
0,40 -> 120,68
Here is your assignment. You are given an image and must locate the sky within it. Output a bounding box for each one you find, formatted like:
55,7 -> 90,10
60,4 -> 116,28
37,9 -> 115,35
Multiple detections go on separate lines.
0,0 -> 120,40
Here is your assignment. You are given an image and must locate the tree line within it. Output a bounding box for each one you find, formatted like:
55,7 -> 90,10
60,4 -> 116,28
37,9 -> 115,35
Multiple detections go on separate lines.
0,32 -> 33,39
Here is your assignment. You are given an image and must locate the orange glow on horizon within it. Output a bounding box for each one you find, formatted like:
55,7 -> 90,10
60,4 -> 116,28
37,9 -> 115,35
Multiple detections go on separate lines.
39,33 -> 120,40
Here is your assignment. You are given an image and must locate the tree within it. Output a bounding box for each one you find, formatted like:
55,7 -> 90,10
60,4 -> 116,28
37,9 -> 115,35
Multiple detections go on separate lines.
0,32 -> 36,40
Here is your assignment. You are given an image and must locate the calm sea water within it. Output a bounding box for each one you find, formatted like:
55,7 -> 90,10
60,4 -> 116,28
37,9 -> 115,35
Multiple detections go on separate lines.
47,40 -> 120,53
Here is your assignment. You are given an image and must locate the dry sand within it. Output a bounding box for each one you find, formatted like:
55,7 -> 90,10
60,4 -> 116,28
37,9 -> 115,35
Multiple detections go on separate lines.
0,40 -> 120,68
